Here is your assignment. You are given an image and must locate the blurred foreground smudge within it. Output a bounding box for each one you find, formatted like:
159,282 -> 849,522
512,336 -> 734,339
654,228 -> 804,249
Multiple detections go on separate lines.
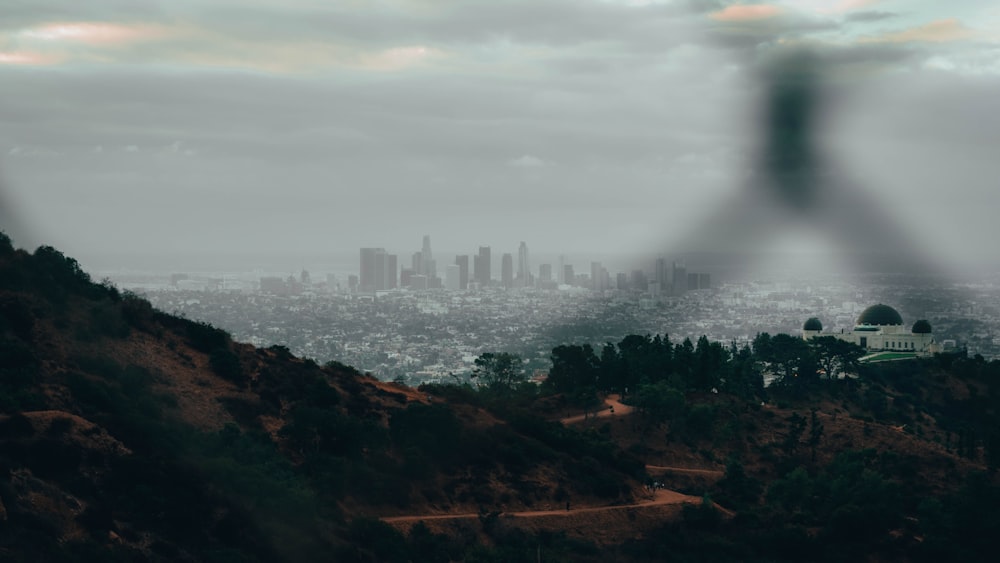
671,48 -> 937,279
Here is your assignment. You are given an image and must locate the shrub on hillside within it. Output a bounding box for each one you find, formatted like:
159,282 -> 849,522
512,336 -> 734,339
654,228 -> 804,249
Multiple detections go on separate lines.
0,295 -> 35,341
210,347 -> 245,385
185,320 -> 231,353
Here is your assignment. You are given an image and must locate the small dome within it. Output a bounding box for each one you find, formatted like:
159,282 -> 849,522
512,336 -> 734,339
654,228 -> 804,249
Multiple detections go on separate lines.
803,317 -> 823,331
912,319 -> 932,334
857,304 -> 903,326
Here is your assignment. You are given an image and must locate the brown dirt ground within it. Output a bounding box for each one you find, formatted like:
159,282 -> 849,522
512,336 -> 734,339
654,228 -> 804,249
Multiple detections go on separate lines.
382,488 -> 723,545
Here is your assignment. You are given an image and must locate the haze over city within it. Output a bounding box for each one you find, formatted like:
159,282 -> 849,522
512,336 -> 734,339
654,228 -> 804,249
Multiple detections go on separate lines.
2,0 -> 1000,278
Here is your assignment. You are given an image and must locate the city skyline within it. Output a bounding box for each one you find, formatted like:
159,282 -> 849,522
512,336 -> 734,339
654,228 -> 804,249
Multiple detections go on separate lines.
355,234 -> 711,293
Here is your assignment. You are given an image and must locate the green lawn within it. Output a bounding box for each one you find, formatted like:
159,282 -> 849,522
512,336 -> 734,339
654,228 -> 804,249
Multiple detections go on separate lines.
860,352 -> 917,363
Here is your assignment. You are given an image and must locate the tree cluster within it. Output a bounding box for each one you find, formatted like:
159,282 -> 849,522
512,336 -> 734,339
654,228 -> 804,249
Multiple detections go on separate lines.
543,334 -> 765,401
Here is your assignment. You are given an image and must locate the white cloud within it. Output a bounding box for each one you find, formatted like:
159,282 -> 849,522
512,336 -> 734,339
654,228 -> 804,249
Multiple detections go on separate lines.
508,154 -> 545,168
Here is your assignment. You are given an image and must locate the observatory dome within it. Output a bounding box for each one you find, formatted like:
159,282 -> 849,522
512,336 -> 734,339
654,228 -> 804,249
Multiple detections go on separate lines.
856,304 -> 903,326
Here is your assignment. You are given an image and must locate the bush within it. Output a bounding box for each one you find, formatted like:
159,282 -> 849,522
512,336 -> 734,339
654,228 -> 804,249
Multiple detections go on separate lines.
31,245 -> 94,301
0,295 -> 35,340
185,320 -> 230,353
0,339 -> 40,408
121,291 -> 156,331
339,518 -> 409,562
280,406 -> 383,458
685,403 -> 719,439
682,495 -> 722,530
389,403 -> 462,461
210,348 -> 245,385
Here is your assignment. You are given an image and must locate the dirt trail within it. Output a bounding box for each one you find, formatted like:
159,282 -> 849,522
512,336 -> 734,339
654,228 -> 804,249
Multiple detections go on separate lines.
377,394 -> 727,527
380,488 -> 702,524
645,465 -> 724,477
559,394 -> 633,425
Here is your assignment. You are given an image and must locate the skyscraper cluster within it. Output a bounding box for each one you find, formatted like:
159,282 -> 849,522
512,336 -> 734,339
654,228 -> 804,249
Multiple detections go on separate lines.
357,236 -> 710,295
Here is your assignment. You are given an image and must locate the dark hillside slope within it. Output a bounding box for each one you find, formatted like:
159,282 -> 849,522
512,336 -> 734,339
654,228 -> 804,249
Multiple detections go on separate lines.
0,234 -> 645,561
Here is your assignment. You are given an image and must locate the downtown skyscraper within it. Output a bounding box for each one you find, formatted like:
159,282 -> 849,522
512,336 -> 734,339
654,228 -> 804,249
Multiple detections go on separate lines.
474,246 -> 491,287
455,255 -> 469,290
501,253 -> 514,289
421,235 -> 435,278
359,247 -> 397,292
672,261 -> 687,296
516,241 -> 530,288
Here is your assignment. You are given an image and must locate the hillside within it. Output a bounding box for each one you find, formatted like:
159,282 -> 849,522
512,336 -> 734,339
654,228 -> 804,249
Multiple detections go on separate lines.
0,235 -> 658,561
2,233 -> 999,562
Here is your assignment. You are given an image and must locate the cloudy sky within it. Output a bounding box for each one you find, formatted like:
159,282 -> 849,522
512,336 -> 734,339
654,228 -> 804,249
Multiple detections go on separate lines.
2,0 -> 999,273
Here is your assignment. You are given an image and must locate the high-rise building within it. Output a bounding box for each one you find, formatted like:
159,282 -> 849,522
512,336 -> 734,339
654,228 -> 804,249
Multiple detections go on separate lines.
655,257 -> 667,286
373,249 -> 386,291
476,246 -> 491,286
687,272 -> 699,291
631,269 -> 648,291
386,254 -> 397,289
445,264 -> 461,290
400,268 -> 414,288
558,255 -> 566,284
360,247 -> 395,291
359,247 -> 382,292
591,261 -> 603,291
563,264 -> 574,286
259,276 -> 286,294
422,235 -> 433,268
424,258 -> 437,281
648,281 -> 661,296
617,272 -> 628,290
672,261 -> 687,296
517,241 -> 530,288
699,273 -> 711,290
501,253 -> 514,289
539,263 -> 552,283
455,255 -> 469,290
411,252 -> 422,275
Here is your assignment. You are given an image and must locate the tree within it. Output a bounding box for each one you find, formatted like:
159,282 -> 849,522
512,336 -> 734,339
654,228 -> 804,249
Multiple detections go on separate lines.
717,457 -> 763,508
692,335 -> 729,391
617,334 -> 657,386
546,345 -> 598,393
759,333 -> 817,390
597,342 -> 621,392
781,412 -> 807,456
633,381 -> 686,430
809,408 -> 824,462
673,337 -> 696,387
471,352 -> 525,393
724,343 -> 764,399
809,336 -> 865,379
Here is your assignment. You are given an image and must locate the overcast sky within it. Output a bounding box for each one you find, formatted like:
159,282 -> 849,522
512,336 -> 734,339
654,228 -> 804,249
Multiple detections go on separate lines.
2,0 -> 999,274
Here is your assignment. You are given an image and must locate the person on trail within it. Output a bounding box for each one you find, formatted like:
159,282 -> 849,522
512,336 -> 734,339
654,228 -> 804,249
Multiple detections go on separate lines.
609,405 -> 614,415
